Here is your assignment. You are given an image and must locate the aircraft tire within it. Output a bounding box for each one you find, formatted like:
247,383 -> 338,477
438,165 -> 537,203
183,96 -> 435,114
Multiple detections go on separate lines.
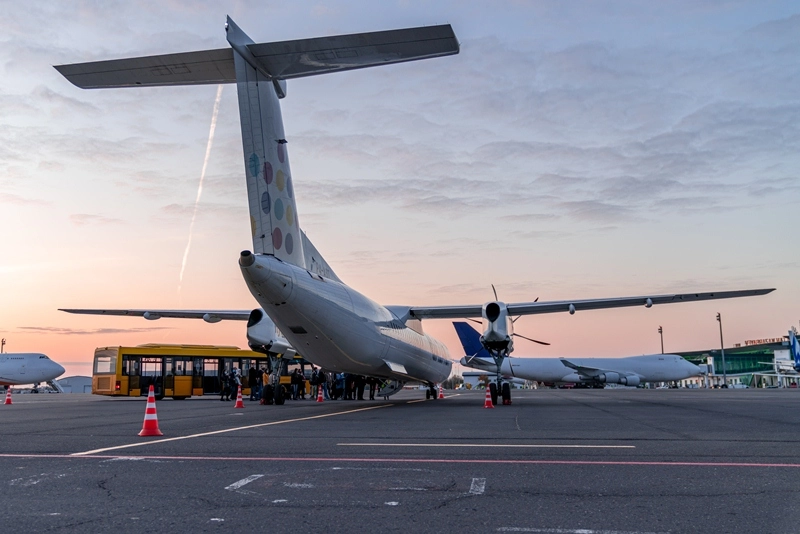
489,382 -> 498,406
274,385 -> 286,405
501,382 -> 511,405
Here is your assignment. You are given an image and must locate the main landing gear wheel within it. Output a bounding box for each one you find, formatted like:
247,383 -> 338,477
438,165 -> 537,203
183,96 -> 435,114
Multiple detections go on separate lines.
489,382 -> 498,406
501,382 -> 512,405
274,385 -> 286,405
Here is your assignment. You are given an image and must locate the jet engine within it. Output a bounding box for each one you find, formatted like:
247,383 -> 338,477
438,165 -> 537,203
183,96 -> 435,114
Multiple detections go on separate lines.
246,309 -> 294,356
595,372 -> 640,387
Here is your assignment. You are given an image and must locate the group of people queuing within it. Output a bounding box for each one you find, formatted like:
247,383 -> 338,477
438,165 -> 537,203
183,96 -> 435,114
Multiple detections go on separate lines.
218,364 -> 385,404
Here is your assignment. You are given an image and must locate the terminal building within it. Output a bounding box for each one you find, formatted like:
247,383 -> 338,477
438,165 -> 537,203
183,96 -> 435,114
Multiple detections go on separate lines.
678,334 -> 798,388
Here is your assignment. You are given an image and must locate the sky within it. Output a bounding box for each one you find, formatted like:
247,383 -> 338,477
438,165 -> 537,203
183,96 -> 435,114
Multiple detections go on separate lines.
1,0 -> 798,379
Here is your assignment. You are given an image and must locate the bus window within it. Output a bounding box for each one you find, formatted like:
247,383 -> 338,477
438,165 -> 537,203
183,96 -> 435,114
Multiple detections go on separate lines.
94,351 -> 116,374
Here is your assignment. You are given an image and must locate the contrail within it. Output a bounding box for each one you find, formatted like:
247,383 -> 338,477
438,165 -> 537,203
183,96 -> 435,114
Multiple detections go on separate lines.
178,84 -> 224,296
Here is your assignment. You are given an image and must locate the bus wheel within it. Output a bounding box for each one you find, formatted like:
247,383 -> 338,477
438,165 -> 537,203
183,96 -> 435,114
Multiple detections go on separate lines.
274,385 -> 286,405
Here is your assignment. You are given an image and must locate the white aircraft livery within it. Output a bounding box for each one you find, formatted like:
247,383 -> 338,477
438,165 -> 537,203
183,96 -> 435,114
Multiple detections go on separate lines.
455,322 -> 701,388
57,17 -> 773,404
0,353 -> 65,387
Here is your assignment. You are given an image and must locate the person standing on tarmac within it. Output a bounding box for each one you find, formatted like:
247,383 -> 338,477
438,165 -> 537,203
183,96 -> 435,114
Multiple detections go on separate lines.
248,367 -> 258,401
220,370 -> 230,401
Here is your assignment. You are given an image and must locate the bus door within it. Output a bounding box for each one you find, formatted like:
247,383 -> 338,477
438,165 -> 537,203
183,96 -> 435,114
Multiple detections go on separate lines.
121,355 -> 141,396
203,359 -> 220,395
192,358 -> 204,396
140,357 -> 163,398
169,357 -> 192,399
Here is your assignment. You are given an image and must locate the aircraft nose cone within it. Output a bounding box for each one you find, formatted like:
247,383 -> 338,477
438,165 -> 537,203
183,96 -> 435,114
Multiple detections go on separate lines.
52,361 -> 66,377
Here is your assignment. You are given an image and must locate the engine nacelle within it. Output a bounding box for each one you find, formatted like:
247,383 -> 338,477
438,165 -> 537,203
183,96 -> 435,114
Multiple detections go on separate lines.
246,309 -> 295,356
596,372 -> 621,384
480,301 -> 512,352
595,372 -> 640,387
620,375 -> 640,387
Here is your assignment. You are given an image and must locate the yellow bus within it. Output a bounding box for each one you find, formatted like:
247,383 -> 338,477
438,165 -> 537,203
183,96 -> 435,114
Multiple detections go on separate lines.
92,344 -> 307,400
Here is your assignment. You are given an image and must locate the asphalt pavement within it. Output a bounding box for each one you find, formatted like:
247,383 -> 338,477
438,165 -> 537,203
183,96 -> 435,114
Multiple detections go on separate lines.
2,388 -> 799,533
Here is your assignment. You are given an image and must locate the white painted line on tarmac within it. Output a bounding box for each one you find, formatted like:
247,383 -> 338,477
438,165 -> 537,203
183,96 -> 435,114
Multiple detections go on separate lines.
497,528 -> 665,534
225,474 -> 263,491
469,477 -> 486,495
338,443 -> 635,449
71,404 -> 393,456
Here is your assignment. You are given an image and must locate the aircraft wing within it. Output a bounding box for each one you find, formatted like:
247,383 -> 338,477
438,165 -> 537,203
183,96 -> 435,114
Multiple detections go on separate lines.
559,359 -> 611,378
59,309 -> 251,321
408,288 -> 775,319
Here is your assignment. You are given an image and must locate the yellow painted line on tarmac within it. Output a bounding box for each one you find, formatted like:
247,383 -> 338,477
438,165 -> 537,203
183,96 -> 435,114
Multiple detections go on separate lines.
71,404 -> 393,456
338,443 -> 635,449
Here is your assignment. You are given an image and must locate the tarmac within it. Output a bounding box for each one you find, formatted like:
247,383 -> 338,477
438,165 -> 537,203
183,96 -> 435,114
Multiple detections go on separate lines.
2,387 -> 800,533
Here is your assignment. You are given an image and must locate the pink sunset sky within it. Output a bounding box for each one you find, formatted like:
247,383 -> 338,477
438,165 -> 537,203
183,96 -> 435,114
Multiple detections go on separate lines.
1,1 -> 798,379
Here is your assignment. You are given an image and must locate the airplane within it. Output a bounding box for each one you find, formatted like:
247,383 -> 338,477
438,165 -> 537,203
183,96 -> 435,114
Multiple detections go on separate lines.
0,352 -> 66,392
56,17 -> 774,406
791,328 -> 800,372
454,321 -> 703,400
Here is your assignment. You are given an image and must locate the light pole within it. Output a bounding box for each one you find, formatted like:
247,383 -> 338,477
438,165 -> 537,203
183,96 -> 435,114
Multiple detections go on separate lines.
716,313 -> 727,388
658,326 -> 664,354
0,338 -> 4,354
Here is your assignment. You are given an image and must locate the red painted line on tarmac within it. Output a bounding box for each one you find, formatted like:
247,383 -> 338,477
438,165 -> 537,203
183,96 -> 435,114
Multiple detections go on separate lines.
0,453 -> 799,468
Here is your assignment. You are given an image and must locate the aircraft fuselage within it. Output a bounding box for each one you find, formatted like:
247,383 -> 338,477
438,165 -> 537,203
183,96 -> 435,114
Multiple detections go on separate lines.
241,253 -> 451,384
0,353 -> 65,386
472,355 -> 701,384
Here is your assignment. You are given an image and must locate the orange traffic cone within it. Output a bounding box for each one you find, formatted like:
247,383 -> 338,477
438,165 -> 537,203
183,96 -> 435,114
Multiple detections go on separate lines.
234,385 -> 245,408
138,385 -> 163,436
316,383 -> 324,403
483,387 -> 494,409
4,388 -> 12,405
438,384 -> 445,399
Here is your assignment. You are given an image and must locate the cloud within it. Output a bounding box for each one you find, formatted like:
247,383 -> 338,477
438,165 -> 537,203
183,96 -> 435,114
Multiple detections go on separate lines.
17,326 -> 172,335
69,214 -> 125,226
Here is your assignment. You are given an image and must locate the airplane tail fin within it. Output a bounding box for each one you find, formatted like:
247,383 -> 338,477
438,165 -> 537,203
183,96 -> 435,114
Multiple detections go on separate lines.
56,18 -> 459,269
790,329 -> 800,370
453,321 -> 492,361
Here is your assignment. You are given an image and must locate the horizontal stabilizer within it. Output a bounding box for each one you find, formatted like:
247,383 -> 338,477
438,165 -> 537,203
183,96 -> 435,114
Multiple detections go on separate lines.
56,24 -> 458,89
56,48 -> 236,89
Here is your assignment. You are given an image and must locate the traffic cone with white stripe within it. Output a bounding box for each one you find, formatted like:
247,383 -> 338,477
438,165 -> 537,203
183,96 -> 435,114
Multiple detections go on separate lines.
138,385 -> 163,436
438,384 -> 445,399
4,388 -> 12,405
483,387 -> 494,409
316,383 -> 324,403
234,385 -> 245,408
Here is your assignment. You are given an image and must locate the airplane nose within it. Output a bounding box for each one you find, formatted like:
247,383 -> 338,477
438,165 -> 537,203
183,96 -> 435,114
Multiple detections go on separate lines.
52,361 -> 66,377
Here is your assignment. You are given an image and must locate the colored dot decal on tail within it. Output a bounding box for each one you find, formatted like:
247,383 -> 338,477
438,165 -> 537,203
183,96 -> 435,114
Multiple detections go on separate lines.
260,191 -> 271,214
248,153 -> 260,177
272,227 -> 283,250
263,162 -> 273,185
285,232 -> 294,254
286,175 -> 293,198
277,143 -> 285,163
276,170 -> 285,191
286,204 -> 294,226
274,198 -> 284,220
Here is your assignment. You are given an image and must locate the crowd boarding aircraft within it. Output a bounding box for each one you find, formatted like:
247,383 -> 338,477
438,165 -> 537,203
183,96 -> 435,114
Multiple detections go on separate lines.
454,322 -> 701,401
0,353 -> 65,390
57,18 -> 774,405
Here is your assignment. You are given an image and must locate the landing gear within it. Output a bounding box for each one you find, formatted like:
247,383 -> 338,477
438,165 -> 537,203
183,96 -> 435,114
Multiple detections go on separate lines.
485,347 -> 512,406
268,354 -> 287,405
501,382 -> 511,405
426,383 -> 438,400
